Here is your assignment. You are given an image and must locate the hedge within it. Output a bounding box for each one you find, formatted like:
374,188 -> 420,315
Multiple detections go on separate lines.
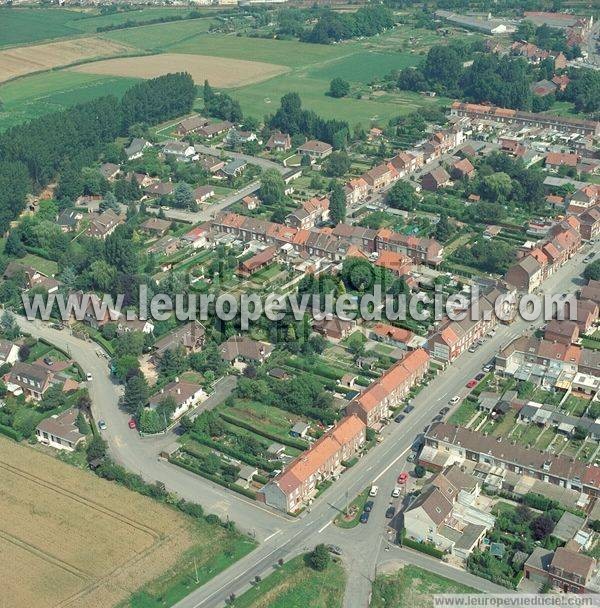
190,432 -> 277,472
219,413 -> 309,450
401,535 -> 444,559
0,423 -> 22,441
170,456 -> 257,499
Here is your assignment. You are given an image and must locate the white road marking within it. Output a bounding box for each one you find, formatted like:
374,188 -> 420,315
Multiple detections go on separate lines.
318,521 -> 331,534
264,529 -> 281,542
373,445 -> 411,483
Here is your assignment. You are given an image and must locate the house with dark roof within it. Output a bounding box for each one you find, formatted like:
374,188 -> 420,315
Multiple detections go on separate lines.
265,132 -> 291,152
176,115 -> 209,136
140,217 -> 171,237
238,246 -> 277,277
219,336 -> 273,366
85,209 -> 123,240
544,319 -> 580,345
153,321 -> 206,360
124,138 -> 152,160
505,255 -> 544,293
8,362 -> 53,401
421,167 -> 451,191
0,339 -> 19,366
57,209 -> 83,233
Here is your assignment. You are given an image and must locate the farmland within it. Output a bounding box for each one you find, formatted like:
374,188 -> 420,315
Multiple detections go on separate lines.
0,36 -> 132,84
0,71 -> 139,131
0,437 -> 253,608
72,53 -> 290,88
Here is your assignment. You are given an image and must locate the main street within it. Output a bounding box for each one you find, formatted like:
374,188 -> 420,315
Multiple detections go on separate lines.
14,238 -> 599,608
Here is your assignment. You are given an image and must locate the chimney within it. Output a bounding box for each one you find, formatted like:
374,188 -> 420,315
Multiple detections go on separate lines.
175,376 -> 179,383
177,387 -> 181,395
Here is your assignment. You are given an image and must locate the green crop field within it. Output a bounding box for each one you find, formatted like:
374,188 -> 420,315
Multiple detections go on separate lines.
0,71 -> 139,131
307,50 -> 420,83
100,18 -> 217,52
72,8 -> 201,33
0,7 -> 85,47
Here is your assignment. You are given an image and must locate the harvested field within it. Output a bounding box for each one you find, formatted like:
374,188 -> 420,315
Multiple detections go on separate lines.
71,53 -> 289,87
0,37 -> 132,84
0,437 -> 236,608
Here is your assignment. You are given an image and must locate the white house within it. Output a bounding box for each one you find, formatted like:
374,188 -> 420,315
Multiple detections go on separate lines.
35,409 -> 86,452
148,378 -> 205,420
0,339 -> 19,366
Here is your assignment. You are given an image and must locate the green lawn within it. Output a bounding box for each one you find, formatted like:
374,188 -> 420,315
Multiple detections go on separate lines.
223,399 -> 308,438
334,488 -> 370,529
448,401 -> 478,427
73,8 -> 205,33
371,564 -> 477,608
0,71 -> 139,131
230,554 -> 345,608
126,521 -> 256,608
20,253 -> 59,276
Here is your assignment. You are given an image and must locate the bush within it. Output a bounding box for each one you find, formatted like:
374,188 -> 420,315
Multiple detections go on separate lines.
219,412 -> 308,450
307,544 -> 330,571
0,423 -> 22,441
401,530 -> 444,559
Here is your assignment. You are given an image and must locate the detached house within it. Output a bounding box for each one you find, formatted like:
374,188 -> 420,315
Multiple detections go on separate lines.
85,209 -> 123,240
148,377 -> 205,420
153,321 -> 206,360
265,132 -> 291,152
8,362 -> 53,401
163,141 -> 198,163
124,138 -> 152,161
35,408 -> 85,452
0,340 -> 18,366
219,335 -> 274,366
176,115 -> 209,136
297,139 -> 332,160
259,414 -> 366,513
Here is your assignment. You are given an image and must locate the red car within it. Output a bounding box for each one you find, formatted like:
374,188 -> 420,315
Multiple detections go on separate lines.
397,472 -> 409,484
128,418 -> 137,430
466,379 -> 477,388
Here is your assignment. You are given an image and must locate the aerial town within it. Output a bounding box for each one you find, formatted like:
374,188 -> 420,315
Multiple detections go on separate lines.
0,1 -> 598,607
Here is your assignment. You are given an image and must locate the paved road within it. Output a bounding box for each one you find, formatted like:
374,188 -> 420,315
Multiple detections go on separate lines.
145,144 -> 286,224
13,238 -> 599,608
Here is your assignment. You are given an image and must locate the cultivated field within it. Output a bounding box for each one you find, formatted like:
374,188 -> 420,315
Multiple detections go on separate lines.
71,53 -> 289,87
0,437 -> 244,608
0,37 -> 132,84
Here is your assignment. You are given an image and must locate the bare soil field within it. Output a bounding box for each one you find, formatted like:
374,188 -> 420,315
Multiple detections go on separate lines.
0,37 -> 132,83
0,437 -> 205,608
70,53 -> 289,87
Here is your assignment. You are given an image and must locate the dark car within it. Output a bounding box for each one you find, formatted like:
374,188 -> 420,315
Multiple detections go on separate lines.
360,511 -> 370,524
404,405 -> 414,413
475,373 -> 485,381
363,500 -> 374,513
432,414 -> 443,422
385,506 -> 396,519
394,414 -> 405,423
439,407 -> 450,415
327,544 -> 343,555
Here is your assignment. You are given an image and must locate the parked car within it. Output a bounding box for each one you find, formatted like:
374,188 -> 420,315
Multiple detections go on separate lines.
364,500 -> 374,513
43,357 -> 54,366
394,414 -> 405,423
391,486 -> 401,498
483,364 -> 493,373
407,453 -> 416,463
385,506 -> 396,519
475,373 -> 485,381
439,407 -> 450,415
128,418 -> 137,430
466,379 -> 477,388
432,414 -> 442,422
98,419 -> 107,430
404,405 -> 414,413
397,472 -> 409,484
369,485 -> 379,497
360,511 -> 370,524
468,345 -> 477,353
86,372 -> 93,381
449,396 -> 460,405
327,544 -> 343,555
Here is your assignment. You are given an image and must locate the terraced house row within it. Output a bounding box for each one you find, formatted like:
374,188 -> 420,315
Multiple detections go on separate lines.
212,213 -> 443,266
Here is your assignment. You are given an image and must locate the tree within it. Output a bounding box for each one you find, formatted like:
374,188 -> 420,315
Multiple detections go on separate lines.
0,311 -> 20,340
424,45 -> 462,90
172,182 -> 195,210
76,411 -> 91,435
479,172 -> 513,202
18,343 -> 30,362
386,181 -> 418,211
259,169 -> 285,205
583,260 -> 600,281
329,181 -> 346,224
434,211 -> 452,242
86,434 -> 107,462
307,544 -> 330,571
323,151 -> 350,177
414,465 -> 426,478
100,191 -> 119,212
122,375 -> 149,414
531,514 -> 554,541
328,77 -> 350,98
4,230 -> 26,257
